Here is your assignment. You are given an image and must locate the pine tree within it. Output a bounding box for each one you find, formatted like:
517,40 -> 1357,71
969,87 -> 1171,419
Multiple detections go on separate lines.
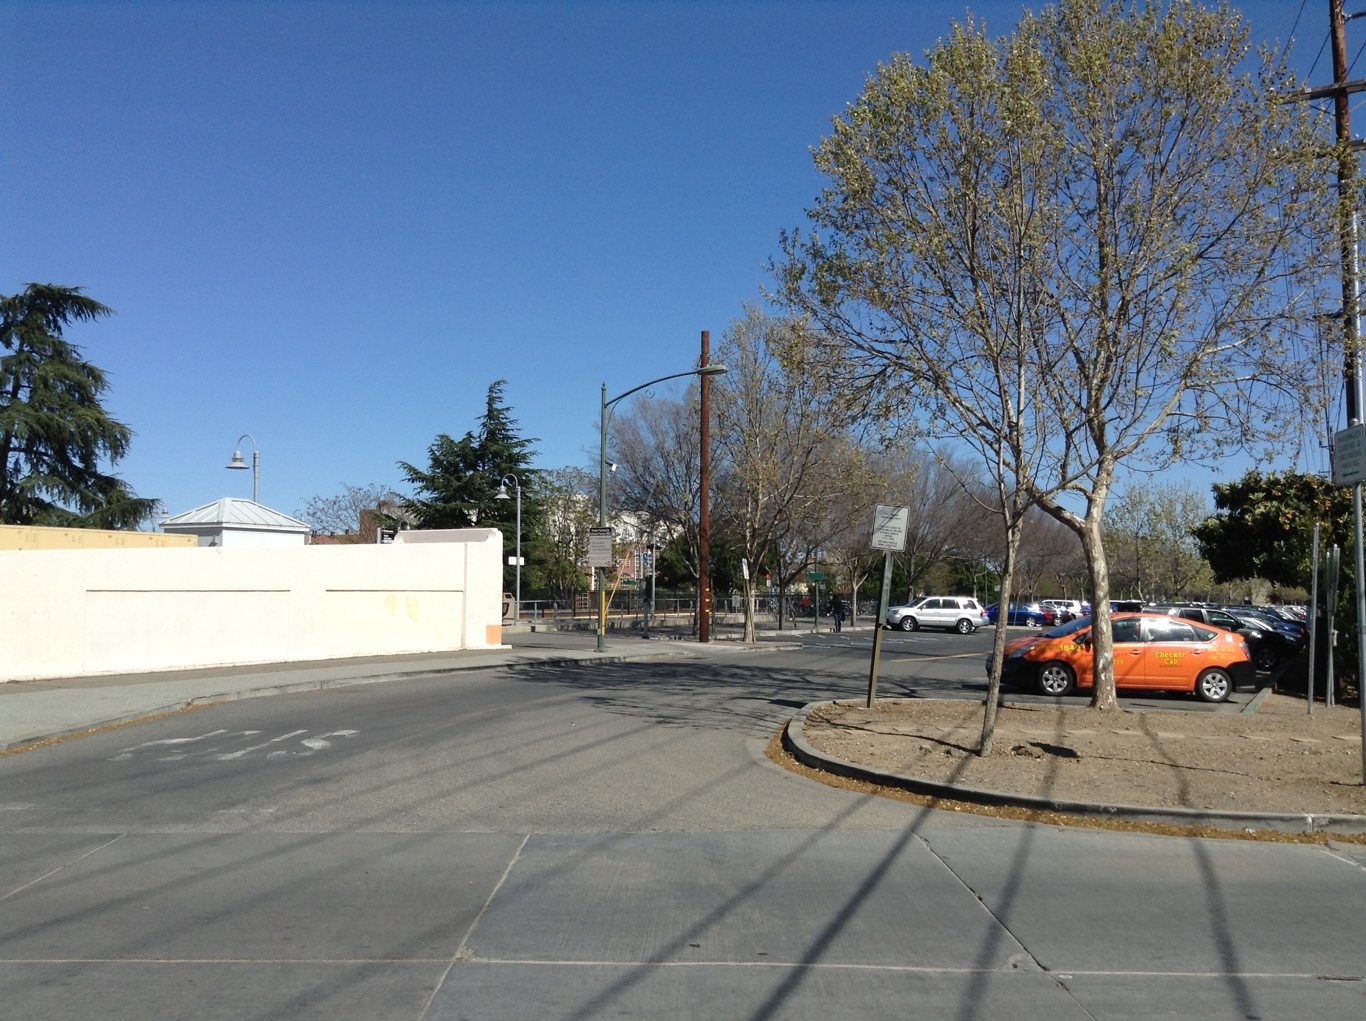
398,381 -> 541,587
0,284 -> 156,528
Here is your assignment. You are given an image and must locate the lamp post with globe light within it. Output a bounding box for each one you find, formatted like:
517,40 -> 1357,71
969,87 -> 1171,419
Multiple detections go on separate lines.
225,434 -> 260,504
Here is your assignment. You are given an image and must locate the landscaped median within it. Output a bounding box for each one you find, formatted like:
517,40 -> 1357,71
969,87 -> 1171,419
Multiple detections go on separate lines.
779,694 -> 1366,838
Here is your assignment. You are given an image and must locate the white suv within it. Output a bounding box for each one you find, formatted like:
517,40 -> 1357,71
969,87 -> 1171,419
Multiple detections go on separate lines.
885,596 -> 988,634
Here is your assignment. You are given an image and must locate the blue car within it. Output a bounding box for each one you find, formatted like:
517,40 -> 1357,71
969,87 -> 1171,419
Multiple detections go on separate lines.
985,602 -> 1055,628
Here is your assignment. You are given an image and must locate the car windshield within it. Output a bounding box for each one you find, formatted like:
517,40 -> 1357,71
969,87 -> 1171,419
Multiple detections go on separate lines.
1042,615 -> 1092,639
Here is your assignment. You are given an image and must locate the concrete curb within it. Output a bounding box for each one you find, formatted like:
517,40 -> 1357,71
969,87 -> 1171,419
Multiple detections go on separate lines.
1240,684 -> 1276,714
783,700 -> 1366,836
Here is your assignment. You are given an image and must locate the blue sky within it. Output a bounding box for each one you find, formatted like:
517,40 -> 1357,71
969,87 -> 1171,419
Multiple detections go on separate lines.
0,0 -> 1333,521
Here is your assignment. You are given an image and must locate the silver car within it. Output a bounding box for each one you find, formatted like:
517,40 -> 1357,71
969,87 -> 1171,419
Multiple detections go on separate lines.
885,595 -> 988,634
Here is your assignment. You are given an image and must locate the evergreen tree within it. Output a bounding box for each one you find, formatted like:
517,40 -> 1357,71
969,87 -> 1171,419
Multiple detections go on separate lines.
0,284 -> 156,528
398,381 -> 540,587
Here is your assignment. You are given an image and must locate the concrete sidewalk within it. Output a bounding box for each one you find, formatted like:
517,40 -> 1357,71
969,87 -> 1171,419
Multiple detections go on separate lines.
0,633 -> 786,754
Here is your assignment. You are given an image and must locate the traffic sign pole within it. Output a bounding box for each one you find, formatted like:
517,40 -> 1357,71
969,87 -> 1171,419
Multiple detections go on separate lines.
866,552 -> 894,708
866,504 -> 909,708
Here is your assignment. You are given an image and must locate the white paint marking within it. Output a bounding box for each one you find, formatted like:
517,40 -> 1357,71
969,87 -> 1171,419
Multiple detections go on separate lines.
115,730 -> 229,755
214,730 -> 308,761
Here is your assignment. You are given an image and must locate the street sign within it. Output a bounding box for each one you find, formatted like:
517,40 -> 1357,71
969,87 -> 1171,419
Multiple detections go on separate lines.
588,526 -> 615,568
1333,423 -> 1366,486
871,504 -> 910,551
808,572 -> 825,582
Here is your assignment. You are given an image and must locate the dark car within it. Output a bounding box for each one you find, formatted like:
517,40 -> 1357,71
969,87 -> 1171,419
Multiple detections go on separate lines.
985,602 -> 1056,628
1155,605 -> 1302,672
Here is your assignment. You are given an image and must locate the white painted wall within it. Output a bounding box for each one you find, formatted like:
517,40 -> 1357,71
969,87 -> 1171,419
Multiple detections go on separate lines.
0,530 -> 505,682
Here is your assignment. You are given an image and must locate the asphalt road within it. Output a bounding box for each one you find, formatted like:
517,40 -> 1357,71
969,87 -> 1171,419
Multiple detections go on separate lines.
2,631 -> 1363,1019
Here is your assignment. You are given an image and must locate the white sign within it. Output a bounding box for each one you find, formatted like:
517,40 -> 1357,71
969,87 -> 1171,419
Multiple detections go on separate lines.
588,527 -> 615,568
507,556 -> 525,566
1333,423 -> 1366,486
870,504 -> 910,551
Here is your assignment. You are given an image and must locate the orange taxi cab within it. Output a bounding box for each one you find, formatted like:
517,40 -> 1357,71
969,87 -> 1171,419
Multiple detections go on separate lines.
990,613 -> 1254,702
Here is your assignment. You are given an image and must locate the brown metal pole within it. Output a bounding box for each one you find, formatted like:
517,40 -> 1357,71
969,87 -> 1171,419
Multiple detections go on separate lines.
699,329 -> 712,643
1333,0 -> 1361,421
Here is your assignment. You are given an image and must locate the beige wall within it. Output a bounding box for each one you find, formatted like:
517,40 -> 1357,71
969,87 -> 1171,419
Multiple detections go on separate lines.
0,524 -> 197,550
0,530 -> 504,682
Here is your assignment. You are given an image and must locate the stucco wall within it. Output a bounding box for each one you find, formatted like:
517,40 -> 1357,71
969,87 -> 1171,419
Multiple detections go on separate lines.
0,524 -> 197,550
0,530 -> 504,682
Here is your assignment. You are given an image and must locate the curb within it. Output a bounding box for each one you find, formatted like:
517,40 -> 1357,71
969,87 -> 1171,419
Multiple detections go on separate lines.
782,700 -> 1366,836
1240,684 -> 1276,714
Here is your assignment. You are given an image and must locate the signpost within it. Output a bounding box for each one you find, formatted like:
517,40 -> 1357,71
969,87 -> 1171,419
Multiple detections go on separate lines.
588,527 -> 614,569
1332,423 -> 1366,485
867,505 -> 909,708
1329,424 -> 1366,781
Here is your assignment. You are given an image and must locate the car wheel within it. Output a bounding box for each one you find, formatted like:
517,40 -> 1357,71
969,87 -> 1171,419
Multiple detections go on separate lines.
955,618 -> 974,635
1036,662 -> 1075,697
1026,616 -> 1040,628
1196,667 -> 1232,703
1252,646 -> 1279,672
899,616 -> 918,632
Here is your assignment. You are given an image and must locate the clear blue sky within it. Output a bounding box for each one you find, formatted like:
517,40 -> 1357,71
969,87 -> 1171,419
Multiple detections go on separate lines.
0,1 -> 1332,521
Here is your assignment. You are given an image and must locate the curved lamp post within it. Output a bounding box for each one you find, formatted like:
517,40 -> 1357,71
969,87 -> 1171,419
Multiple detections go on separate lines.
597,363 -> 727,653
495,473 -> 522,625
226,434 -> 260,504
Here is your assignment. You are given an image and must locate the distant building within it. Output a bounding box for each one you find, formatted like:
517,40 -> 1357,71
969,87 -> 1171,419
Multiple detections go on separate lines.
161,498 -> 310,548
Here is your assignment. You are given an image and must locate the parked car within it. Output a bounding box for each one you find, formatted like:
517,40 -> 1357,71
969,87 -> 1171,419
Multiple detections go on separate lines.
985,602 -> 1056,628
1152,604 -> 1302,672
1040,599 -> 1084,622
885,596 -> 988,634
988,612 -> 1254,702
1225,606 -> 1308,642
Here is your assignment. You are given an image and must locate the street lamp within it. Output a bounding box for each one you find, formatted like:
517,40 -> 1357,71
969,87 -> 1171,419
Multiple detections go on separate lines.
597,363 -> 727,653
226,434 -> 260,504
495,473 -> 522,625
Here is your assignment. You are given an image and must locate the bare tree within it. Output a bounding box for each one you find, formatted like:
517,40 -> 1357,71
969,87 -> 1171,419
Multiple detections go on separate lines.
1106,480 -> 1212,601
610,389 -> 704,602
780,0 -> 1332,719
713,307 -> 855,642
297,483 -> 402,539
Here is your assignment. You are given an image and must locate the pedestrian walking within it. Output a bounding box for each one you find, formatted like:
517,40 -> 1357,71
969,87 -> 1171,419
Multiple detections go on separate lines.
831,592 -> 845,633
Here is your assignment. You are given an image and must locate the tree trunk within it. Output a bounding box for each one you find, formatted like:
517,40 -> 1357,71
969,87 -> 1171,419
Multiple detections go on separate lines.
1079,511 -> 1119,710
981,516 -> 1024,756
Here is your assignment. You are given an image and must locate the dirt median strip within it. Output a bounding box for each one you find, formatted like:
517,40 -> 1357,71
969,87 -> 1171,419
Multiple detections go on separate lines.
777,695 -> 1366,839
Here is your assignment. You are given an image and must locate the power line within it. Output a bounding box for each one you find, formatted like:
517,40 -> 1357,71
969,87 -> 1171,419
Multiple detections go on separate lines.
1309,29 -> 1332,80
1288,0 -> 1308,44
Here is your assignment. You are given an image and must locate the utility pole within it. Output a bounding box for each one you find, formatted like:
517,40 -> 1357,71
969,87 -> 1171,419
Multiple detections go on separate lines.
699,329 -> 713,643
1286,2 -> 1366,779
1332,0 -> 1363,421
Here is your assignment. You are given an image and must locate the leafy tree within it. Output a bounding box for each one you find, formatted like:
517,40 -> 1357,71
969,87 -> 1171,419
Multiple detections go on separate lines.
533,466 -> 597,603
779,0 -> 1332,717
0,284 -> 155,529
1193,471 -> 1352,590
398,380 -> 540,588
